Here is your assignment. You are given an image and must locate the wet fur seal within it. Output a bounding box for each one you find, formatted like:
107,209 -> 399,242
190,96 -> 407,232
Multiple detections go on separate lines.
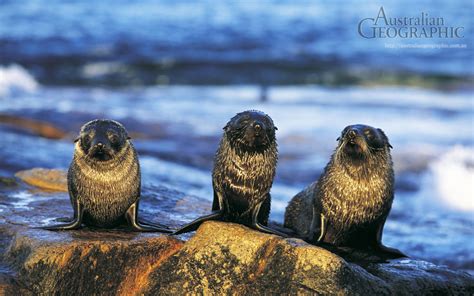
42,119 -> 171,232
284,124 -> 405,258
174,110 -> 286,236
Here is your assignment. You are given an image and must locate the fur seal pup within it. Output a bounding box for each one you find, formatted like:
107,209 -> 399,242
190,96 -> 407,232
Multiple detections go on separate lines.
174,110 -> 286,236
43,119 -> 171,232
284,124 -> 405,258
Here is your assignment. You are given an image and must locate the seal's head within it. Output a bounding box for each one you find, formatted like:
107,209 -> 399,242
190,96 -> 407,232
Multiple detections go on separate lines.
75,119 -> 130,162
336,124 -> 392,161
224,110 -> 277,152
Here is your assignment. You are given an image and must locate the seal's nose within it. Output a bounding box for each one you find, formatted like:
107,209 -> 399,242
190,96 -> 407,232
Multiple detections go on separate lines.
96,142 -> 104,149
254,124 -> 261,132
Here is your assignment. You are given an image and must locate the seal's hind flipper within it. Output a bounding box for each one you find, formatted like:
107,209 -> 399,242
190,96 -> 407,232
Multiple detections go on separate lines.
173,211 -> 223,235
126,201 -> 173,233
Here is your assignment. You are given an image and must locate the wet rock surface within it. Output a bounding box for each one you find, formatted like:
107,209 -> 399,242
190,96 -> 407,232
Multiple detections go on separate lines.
15,168 -> 67,192
6,230 -> 183,295
147,222 -> 474,295
0,169 -> 473,295
0,168 -> 207,295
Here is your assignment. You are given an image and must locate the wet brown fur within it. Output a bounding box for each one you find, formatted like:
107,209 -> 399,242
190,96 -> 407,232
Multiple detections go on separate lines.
285,125 -> 398,251
211,110 -> 278,225
68,119 -> 140,227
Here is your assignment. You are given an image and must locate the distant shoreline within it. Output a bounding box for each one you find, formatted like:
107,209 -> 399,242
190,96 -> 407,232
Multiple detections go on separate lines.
1,62 -> 472,91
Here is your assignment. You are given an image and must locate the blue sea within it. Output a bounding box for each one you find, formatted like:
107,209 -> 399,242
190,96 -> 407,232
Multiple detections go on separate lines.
1,0 -> 473,84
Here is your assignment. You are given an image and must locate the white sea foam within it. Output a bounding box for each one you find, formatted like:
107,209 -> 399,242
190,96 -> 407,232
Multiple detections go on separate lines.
431,146 -> 474,212
11,191 -> 35,210
0,64 -> 39,97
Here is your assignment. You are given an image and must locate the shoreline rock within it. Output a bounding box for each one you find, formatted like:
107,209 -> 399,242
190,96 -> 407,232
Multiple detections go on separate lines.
3,222 -> 473,295
145,221 -> 474,295
6,229 -> 183,295
0,114 -> 67,139
15,168 -> 68,192
1,168 -> 473,295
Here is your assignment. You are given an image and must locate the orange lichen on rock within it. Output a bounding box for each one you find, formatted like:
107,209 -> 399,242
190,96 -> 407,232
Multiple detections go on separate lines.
117,238 -> 184,296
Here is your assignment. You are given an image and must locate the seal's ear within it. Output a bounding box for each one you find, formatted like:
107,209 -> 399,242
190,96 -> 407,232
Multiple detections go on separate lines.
73,137 -> 80,143
377,128 -> 393,149
338,126 -> 350,141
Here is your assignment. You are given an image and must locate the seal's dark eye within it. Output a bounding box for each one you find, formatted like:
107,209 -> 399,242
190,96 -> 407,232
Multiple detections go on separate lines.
109,134 -> 119,144
364,129 -> 373,138
82,134 -> 91,144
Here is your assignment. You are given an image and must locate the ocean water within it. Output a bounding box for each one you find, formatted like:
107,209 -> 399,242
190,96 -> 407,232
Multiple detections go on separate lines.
0,66 -> 473,273
1,0 -> 472,85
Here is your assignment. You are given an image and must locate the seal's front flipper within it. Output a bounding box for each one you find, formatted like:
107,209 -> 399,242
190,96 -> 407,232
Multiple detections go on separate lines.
41,199 -> 83,231
126,202 -> 173,233
138,218 -> 173,233
251,201 -> 288,237
373,219 -> 407,259
129,221 -> 173,233
268,223 -> 298,237
173,211 -> 223,235
376,244 -> 407,259
41,218 -> 83,230
316,214 -> 327,242
54,217 -> 72,223
252,223 -> 289,237
211,189 -> 223,211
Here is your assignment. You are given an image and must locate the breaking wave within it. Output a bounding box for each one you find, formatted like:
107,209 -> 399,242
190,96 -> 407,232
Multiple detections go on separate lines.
0,64 -> 39,97
431,145 -> 474,212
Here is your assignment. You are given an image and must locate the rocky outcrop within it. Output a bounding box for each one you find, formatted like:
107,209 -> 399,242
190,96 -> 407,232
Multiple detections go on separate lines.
146,222 -> 474,295
0,114 -> 67,139
6,230 -> 183,295
15,168 -> 67,192
1,169 -> 473,295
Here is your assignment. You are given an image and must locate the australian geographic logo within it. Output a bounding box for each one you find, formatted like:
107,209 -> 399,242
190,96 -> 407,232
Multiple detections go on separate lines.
358,7 -> 464,39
